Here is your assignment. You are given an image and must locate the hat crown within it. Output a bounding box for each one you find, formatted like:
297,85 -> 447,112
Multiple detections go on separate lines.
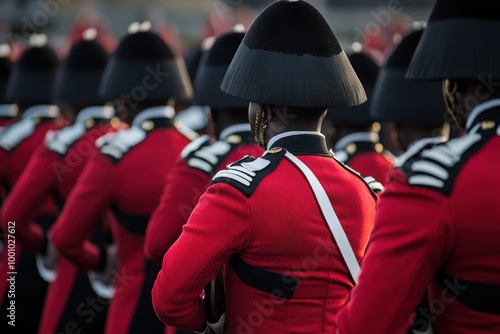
114,31 -> 175,60
16,45 -> 58,70
243,0 -> 342,57
349,52 -> 379,87
429,0 -> 500,22
204,32 -> 245,66
385,30 -> 423,69
64,40 -> 108,71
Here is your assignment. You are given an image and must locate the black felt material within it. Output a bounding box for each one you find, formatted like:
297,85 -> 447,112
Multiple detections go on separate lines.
115,31 -> 175,60
429,0 -> 500,22
243,0 -> 342,57
204,31 -> 245,66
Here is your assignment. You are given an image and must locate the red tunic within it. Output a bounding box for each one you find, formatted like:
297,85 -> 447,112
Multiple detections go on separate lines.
334,132 -> 394,185
152,132 -> 377,333
337,100 -> 500,334
145,124 -> 263,265
2,106 -> 118,333
51,106 -> 192,334
0,105 -> 64,333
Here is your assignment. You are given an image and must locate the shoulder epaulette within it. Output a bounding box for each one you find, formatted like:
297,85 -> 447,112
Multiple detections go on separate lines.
0,117 -> 37,151
99,127 -> 146,163
211,148 -> 285,197
398,124 -> 495,195
45,123 -> 86,155
184,137 -> 238,175
180,135 -> 211,158
174,121 -> 199,141
332,152 -> 380,198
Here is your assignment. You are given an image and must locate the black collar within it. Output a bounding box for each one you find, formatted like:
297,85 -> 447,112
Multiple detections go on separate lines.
269,132 -> 330,156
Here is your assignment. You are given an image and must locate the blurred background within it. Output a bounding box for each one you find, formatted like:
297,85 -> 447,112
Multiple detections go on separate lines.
0,0 -> 435,62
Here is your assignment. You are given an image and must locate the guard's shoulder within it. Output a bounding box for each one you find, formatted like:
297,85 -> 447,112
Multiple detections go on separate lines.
210,148 -> 285,197
45,123 -> 86,155
0,118 -> 36,151
184,136 -> 239,175
99,127 -> 146,164
331,152 -> 381,198
174,121 -> 199,141
397,125 -> 492,195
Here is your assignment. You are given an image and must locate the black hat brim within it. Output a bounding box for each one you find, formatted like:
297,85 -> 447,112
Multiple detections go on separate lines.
6,70 -> 56,103
55,70 -> 106,106
407,18 -> 500,80
99,58 -> 193,102
372,68 -> 446,126
221,44 -> 366,108
325,87 -> 373,125
193,65 -> 249,109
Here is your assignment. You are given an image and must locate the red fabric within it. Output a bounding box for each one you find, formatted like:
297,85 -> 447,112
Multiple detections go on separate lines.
0,118 -> 63,303
145,142 -> 263,265
152,154 -> 377,333
337,136 -> 500,334
347,151 -> 393,185
2,122 -> 116,253
52,127 -> 190,334
1,121 -> 116,334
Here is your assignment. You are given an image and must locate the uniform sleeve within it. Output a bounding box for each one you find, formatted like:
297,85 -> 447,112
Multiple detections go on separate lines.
144,158 -> 211,265
152,183 -> 251,331
51,152 -> 115,271
337,169 -> 455,334
1,147 -> 58,253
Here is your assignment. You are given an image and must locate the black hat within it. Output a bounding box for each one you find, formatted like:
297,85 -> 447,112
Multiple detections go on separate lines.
326,49 -> 379,125
99,23 -> 192,102
6,34 -> 59,104
0,44 -> 13,104
221,0 -> 366,108
372,29 -> 446,126
193,31 -> 249,109
407,0 -> 500,80
54,29 -> 109,106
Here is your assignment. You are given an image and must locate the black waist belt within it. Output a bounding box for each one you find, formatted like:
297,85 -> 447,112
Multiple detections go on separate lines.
228,255 -> 299,300
436,270 -> 500,315
112,207 -> 150,235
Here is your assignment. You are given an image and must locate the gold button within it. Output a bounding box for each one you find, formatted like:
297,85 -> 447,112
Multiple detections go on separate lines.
110,117 -> 121,129
375,143 -> 384,153
226,135 -> 242,144
268,147 -> 283,154
85,119 -> 95,129
346,143 -> 357,155
481,121 -> 495,130
141,120 -> 154,131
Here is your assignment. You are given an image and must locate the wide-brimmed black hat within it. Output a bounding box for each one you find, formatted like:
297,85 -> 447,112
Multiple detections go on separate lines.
54,30 -> 109,106
221,0 -> 366,108
373,29 -> 446,126
0,45 -> 13,104
407,0 -> 500,80
326,50 -> 379,125
6,35 -> 59,104
193,31 -> 248,109
99,24 -> 192,102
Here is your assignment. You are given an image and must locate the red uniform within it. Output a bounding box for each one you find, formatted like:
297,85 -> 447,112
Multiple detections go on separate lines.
0,105 -> 63,333
337,100 -> 500,334
153,132 -> 377,333
334,132 -> 394,185
145,124 -> 263,265
51,106 -> 193,334
2,106 -> 117,333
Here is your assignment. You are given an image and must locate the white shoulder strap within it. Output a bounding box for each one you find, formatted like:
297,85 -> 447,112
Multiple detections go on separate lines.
284,150 -> 360,284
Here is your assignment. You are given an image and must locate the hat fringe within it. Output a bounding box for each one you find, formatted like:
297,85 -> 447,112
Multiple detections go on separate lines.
221,45 -> 366,108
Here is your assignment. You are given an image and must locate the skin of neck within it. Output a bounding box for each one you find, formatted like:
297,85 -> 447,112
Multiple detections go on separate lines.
211,108 -> 249,138
263,105 -> 326,145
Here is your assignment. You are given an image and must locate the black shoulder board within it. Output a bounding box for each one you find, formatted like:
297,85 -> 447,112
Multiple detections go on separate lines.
211,149 -> 285,197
